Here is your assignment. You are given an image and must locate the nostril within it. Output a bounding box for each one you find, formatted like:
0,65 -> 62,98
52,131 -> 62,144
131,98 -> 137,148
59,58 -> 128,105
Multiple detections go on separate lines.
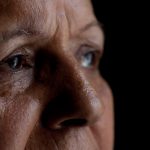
60,119 -> 87,127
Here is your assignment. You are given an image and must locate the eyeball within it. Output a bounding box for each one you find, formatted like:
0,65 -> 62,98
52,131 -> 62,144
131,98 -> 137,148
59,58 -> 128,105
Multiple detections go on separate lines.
81,51 -> 95,68
7,55 -> 23,70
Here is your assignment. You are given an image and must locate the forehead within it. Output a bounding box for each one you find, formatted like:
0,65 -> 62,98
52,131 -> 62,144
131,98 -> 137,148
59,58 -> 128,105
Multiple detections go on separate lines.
0,0 -> 96,37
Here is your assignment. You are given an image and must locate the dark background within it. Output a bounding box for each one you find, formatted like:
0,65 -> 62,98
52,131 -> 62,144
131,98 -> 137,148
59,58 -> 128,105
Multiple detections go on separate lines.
92,1 -> 145,150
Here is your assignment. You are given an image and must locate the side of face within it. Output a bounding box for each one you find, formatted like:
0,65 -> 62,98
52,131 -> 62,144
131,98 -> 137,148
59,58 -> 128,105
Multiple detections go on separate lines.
0,0 -> 114,150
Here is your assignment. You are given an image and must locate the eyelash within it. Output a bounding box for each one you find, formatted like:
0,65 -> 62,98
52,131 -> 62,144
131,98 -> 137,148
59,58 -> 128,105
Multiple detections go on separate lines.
0,52 -> 33,73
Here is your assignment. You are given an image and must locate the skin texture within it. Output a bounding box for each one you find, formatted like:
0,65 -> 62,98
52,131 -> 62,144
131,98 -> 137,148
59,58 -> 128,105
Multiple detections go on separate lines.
0,0 -> 114,150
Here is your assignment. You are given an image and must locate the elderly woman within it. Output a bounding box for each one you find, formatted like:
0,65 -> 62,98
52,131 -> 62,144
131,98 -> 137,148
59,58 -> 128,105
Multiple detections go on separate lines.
0,0 -> 114,149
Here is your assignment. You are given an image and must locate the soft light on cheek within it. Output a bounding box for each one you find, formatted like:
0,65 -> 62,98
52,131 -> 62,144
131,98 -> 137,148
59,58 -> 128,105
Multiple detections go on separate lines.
0,96 -> 41,149
0,69 -> 33,97
0,36 -> 27,61
12,75 -> 32,94
0,97 -> 7,115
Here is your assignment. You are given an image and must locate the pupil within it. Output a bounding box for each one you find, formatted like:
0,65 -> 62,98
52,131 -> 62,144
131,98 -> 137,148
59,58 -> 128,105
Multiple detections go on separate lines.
8,55 -> 22,70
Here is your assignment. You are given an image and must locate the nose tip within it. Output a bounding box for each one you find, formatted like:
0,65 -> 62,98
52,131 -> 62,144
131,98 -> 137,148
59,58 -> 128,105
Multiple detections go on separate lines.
42,85 -> 103,130
41,57 -> 103,130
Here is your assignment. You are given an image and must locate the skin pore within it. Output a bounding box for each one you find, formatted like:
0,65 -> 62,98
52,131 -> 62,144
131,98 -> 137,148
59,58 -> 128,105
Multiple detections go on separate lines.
0,0 -> 114,150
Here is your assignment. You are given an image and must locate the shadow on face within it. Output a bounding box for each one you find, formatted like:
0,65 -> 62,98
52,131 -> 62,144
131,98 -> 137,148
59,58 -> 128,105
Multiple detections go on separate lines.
0,0 -> 114,150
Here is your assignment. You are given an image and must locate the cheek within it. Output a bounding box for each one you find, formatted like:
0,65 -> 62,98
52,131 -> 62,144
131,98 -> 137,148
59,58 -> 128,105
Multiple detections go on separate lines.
89,73 -> 113,105
0,70 -> 33,97
0,95 -> 41,149
88,74 -> 114,149
93,75 -> 114,126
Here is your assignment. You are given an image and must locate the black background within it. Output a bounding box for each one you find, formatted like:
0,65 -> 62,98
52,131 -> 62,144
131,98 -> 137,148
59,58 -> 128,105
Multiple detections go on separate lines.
92,1 -> 145,150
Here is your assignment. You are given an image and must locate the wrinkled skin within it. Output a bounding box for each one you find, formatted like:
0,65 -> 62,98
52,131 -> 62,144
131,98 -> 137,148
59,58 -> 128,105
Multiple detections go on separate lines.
0,0 -> 114,150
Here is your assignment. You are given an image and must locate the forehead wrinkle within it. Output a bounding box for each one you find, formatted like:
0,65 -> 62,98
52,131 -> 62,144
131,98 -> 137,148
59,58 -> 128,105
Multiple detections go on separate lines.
62,0 -> 98,37
0,29 -> 43,42
0,0 -> 57,43
0,0 -> 50,28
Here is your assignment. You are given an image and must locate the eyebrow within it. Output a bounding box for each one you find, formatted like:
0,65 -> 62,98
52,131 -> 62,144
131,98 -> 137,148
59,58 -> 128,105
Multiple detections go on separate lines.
0,21 -> 103,43
0,29 -> 41,42
80,20 -> 104,33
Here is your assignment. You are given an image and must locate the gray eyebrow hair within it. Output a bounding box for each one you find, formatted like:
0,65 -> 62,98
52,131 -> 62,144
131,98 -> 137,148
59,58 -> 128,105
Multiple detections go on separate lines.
0,29 -> 41,42
80,20 -> 104,33
0,21 -> 103,43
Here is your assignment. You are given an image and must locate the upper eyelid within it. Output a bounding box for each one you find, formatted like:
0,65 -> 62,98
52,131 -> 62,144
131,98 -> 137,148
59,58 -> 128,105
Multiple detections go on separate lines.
74,35 -> 104,55
0,35 -> 39,61
2,53 -> 24,64
1,47 -> 33,61
85,39 -> 104,53
76,44 -> 103,58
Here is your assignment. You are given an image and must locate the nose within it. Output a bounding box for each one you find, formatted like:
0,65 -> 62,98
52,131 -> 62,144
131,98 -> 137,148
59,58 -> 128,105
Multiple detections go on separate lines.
41,53 -> 103,129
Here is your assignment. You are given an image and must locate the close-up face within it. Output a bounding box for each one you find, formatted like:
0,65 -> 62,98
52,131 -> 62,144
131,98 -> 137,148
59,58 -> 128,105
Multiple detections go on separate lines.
0,0 -> 114,150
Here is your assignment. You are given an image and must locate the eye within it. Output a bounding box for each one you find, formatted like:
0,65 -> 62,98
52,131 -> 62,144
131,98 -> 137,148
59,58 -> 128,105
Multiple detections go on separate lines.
6,55 -> 24,70
77,45 -> 101,69
1,52 -> 33,72
81,51 -> 96,68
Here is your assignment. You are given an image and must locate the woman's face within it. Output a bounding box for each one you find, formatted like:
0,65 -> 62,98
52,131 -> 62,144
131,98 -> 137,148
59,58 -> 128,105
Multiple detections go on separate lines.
0,0 -> 114,149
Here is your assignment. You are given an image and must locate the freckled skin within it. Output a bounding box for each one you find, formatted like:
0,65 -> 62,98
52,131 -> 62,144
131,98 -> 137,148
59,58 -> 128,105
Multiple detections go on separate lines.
0,0 -> 114,150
